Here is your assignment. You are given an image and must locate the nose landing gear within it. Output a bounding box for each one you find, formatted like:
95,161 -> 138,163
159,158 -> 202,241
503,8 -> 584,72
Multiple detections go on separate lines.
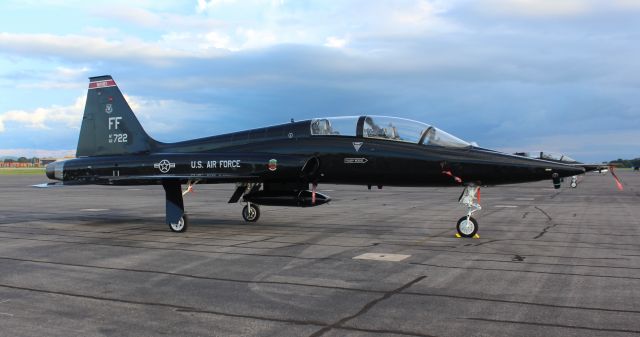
570,176 -> 578,188
456,185 -> 481,238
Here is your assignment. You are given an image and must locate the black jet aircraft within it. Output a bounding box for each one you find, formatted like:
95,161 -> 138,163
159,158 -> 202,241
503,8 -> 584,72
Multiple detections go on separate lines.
43,75 -> 585,237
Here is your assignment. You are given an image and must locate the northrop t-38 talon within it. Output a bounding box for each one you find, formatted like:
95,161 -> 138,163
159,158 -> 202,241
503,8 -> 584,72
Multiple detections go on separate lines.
43,75 -> 586,237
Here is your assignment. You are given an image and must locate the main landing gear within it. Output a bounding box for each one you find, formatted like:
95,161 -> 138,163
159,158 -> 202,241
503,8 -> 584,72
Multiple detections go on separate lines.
456,185 -> 481,238
163,180 -> 189,233
242,202 -> 260,222
229,183 -> 263,222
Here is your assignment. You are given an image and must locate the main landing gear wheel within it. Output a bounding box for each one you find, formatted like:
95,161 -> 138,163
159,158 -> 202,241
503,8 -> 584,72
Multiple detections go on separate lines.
242,204 -> 260,222
456,216 -> 478,238
169,214 -> 188,233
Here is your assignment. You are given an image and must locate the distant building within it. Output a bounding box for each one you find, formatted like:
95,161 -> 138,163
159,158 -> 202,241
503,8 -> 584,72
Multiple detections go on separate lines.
40,158 -> 58,166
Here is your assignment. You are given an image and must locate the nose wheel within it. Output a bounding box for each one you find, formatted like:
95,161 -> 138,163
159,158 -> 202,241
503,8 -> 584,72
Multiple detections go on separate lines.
457,185 -> 481,238
242,203 -> 260,222
456,216 -> 478,238
570,176 -> 578,188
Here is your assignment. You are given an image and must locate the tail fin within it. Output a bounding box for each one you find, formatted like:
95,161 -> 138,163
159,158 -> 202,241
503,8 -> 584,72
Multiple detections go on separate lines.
76,75 -> 156,157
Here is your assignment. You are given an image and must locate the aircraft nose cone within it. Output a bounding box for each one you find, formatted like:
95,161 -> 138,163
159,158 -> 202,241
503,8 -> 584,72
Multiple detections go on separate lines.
45,163 -> 55,179
46,161 -> 65,180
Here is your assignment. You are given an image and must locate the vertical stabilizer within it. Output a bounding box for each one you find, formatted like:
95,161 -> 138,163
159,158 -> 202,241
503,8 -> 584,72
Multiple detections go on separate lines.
76,75 -> 155,157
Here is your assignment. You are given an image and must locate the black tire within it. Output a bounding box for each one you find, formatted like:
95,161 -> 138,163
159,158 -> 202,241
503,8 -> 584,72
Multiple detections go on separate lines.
242,204 -> 260,222
570,182 -> 577,188
169,214 -> 188,233
456,216 -> 478,238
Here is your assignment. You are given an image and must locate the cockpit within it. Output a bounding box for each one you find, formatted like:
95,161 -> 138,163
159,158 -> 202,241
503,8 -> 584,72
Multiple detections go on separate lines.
513,151 -> 577,163
310,116 -> 471,148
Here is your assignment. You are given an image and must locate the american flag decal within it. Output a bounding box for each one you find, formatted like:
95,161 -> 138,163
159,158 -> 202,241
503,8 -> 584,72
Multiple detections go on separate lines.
88,79 -> 117,89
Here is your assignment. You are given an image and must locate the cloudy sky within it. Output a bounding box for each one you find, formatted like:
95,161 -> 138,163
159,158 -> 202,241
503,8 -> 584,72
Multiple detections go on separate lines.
0,0 -> 638,162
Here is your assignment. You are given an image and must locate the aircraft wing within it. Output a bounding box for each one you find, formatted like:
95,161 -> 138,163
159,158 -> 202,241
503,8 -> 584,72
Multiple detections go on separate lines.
102,174 -> 261,183
572,163 -> 608,172
33,174 -> 261,188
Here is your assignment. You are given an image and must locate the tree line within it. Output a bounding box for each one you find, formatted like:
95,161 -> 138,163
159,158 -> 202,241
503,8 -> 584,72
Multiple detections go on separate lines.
3,157 -> 39,163
609,157 -> 640,168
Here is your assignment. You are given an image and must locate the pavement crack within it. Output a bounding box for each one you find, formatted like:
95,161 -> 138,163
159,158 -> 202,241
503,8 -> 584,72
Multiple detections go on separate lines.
534,206 -> 553,222
533,224 -> 558,240
308,276 -> 429,337
512,255 -> 525,262
533,206 -> 556,239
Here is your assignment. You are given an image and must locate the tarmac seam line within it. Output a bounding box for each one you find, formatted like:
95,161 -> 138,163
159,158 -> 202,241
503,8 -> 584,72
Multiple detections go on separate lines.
0,235 -> 337,261
464,317 -> 640,334
400,292 -> 640,314
0,282 -> 327,328
0,256 -> 386,294
0,282 -> 438,337
410,262 -> 640,281
5,256 -> 637,315
471,258 -> 640,270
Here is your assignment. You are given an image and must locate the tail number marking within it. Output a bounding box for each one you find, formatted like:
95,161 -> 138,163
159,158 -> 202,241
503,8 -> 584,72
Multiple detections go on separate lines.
108,134 -> 128,143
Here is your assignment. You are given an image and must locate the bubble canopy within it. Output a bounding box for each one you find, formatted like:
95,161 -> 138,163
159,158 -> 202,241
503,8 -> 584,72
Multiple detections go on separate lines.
310,116 -> 471,148
514,151 -> 577,163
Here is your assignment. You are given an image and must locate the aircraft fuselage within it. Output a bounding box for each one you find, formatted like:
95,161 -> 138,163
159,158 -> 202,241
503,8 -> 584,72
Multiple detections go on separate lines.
48,119 -> 583,188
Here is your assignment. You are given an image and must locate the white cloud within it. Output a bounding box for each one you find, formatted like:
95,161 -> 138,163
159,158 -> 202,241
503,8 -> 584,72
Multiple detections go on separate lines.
324,36 -> 348,48
196,0 -> 237,13
482,0 -> 591,17
613,0 -> 640,9
0,33 -> 199,65
0,2 -> 463,62
392,0 -> 442,25
96,5 -> 224,31
54,66 -> 90,78
120,95 -> 223,138
0,95 -> 85,132
237,28 -> 277,49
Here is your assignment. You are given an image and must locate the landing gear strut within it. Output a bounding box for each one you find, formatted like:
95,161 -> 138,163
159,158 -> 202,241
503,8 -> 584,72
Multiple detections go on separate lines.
457,185 -> 481,238
162,180 -> 188,233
